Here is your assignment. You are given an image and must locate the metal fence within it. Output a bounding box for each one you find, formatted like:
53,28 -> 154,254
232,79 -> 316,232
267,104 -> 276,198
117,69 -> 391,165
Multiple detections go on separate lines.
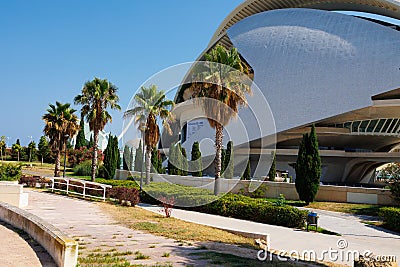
50,177 -> 112,201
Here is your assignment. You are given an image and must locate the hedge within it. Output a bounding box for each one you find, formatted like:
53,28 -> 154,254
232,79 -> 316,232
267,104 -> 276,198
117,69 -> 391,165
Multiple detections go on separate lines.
197,193 -> 307,228
380,207 -> 400,232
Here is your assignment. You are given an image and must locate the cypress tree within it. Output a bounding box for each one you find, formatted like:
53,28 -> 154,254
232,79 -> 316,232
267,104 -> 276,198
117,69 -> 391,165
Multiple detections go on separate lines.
176,143 -> 183,175
268,152 -> 276,181
103,135 -> 118,179
295,125 -> 321,205
191,141 -> 202,177
241,160 -> 251,180
134,140 -> 143,172
123,145 -> 130,170
75,119 -> 86,149
181,146 -> 188,176
168,142 -> 177,175
115,136 -> 121,171
129,147 -> 134,171
151,147 -> 159,173
224,141 -> 234,179
88,134 -> 94,148
221,148 -> 226,175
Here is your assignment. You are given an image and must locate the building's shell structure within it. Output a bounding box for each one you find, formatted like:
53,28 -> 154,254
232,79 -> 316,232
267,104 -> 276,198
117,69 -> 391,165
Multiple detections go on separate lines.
176,0 -> 400,184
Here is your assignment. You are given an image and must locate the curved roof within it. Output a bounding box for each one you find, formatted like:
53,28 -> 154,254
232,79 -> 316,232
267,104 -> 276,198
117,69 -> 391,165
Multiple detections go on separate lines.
210,0 -> 400,48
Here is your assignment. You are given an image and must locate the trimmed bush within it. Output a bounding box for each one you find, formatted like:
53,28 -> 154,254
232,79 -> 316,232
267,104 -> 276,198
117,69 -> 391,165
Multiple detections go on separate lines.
380,207 -> 400,232
199,193 -> 307,228
0,163 -> 22,181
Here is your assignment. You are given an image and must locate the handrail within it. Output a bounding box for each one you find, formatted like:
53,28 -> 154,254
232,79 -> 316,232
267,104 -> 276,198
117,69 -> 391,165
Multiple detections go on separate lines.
50,177 -> 112,201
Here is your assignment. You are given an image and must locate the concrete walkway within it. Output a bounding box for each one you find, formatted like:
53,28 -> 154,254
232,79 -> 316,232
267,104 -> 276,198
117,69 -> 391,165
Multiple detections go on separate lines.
0,221 -> 56,267
140,204 -> 400,265
21,190 -> 216,267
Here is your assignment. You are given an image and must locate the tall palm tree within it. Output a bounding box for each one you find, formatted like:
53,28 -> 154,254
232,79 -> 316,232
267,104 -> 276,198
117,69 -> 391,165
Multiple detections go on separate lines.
124,85 -> 174,185
74,77 -> 121,181
43,102 -> 79,177
190,44 -> 251,195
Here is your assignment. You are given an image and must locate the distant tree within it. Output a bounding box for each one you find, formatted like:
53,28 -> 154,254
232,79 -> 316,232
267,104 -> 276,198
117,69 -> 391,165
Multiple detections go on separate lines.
75,118 -> 86,149
221,148 -> 227,175
134,140 -> 144,172
38,136 -> 51,165
180,146 -> 188,176
224,141 -> 234,179
16,139 -> 20,146
241,160 -> 251,180
43,102 -> 79,176
88,134 -> 94,149
103,134 -> 119,179
295,125 -> 321,205
28,141 -> 37,162
123,145 -> 130,170
129,147 -> 134,171
116,140 -> 121,170
123,85 -> 174,184
168,142 -> 177,175
268,152 -> 276,181
0,136 -> 6,162
12,143 -> 22,162
74,77 -> 121,181
190,141 -> 202,177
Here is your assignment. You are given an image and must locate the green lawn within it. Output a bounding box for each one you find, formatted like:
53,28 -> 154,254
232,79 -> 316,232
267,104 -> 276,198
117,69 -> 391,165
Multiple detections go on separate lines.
265,198 -> 385,217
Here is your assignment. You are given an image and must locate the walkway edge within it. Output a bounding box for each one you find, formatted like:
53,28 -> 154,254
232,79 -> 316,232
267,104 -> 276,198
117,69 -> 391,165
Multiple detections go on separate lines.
0,201 -> 78,267
138,204 -> 270,241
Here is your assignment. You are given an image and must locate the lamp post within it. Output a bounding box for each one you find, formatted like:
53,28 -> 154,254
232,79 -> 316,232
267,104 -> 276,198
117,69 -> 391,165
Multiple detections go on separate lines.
28,135 -> 33,163
63,134 -> 69,177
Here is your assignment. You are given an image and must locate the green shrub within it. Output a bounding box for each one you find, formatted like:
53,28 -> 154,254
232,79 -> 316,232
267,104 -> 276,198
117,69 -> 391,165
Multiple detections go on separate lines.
73,160 -> 93,176
143,182 -> 217,207
0,163 -> 22,181
199,193 -> 307,228
380,207 -> 400,232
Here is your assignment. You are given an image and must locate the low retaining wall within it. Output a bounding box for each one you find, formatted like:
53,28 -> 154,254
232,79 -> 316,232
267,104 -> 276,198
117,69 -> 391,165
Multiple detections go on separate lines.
0,201 -> 78,267
0,182 -> 28,207
115,170 -> 396,205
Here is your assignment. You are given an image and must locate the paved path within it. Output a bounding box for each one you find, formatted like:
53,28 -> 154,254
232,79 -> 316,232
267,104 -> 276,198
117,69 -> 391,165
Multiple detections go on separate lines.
140,204 -> 400,265
23,190 -> 211,267
0,221 -> 55,267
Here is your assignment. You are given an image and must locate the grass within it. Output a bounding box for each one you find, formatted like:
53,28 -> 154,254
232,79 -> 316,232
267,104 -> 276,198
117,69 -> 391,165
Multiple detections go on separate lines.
77,248 -> 133,267
134,251 -> 150,260
161,252 -> 170,258
98,202 -> 257,249
265,198 -> 385,217
190,251 -> 299,266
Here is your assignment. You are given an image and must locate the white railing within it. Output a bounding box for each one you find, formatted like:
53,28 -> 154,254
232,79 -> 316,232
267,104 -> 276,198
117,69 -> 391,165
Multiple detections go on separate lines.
50,177 -> 112,201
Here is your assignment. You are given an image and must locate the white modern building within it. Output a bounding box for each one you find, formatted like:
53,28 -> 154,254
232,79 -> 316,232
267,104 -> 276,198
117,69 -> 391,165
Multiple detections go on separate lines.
173,0 -> 400,185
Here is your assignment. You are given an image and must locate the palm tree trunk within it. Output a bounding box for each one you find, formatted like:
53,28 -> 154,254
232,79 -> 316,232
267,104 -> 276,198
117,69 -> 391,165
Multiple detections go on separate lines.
214,123 -> 224,195
145,145 -> 151,185
91,130 -> 99,182
17,151 -> 20,162
54,150 -> 61,177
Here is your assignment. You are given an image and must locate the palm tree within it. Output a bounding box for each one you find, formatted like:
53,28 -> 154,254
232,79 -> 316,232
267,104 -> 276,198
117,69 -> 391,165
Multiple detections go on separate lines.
124,85 -> 174,185
74,78 -> 121,181
190,44 -> 251,195
43,102 -> 79,177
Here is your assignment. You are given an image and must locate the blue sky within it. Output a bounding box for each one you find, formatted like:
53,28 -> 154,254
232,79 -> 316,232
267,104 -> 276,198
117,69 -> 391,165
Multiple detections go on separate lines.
0,0 -> 243,146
